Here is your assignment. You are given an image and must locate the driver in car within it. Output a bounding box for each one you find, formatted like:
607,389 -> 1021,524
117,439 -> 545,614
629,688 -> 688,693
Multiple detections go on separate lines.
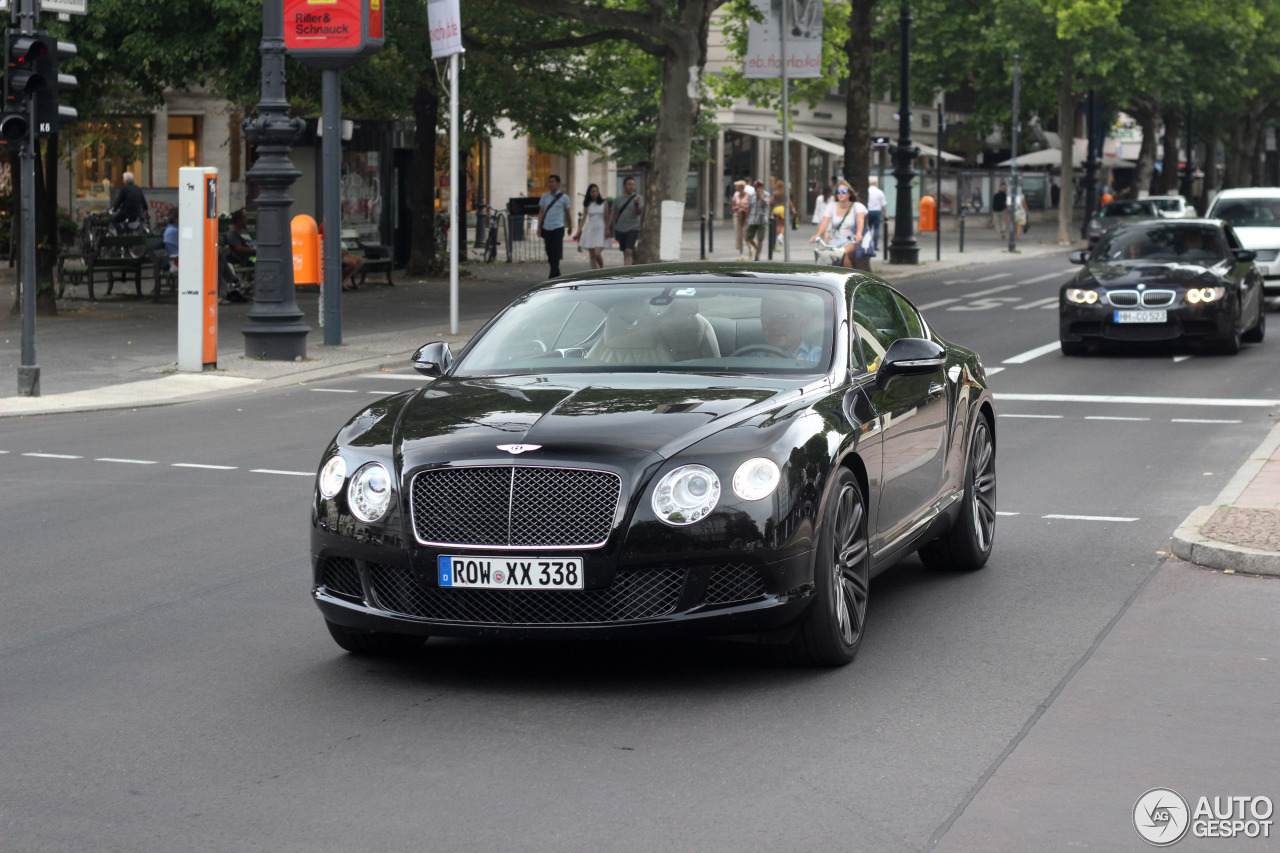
760,293 -> 821,361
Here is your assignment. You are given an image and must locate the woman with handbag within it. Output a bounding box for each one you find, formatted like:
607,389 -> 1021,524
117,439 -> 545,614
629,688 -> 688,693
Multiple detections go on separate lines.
809,180 -> 867,269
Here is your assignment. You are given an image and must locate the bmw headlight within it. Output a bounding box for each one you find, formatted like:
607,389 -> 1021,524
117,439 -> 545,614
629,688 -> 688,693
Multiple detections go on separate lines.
1185,287 -> 1223,304
1066,288 -> 1099,304
318,454 -> 347,499
733,458 -> 781,501
652,465 -> 721,526
348,462 -> 393,522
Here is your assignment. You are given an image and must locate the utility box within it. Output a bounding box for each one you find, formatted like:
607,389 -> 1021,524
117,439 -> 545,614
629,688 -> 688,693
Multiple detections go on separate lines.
177,166 -> 218,372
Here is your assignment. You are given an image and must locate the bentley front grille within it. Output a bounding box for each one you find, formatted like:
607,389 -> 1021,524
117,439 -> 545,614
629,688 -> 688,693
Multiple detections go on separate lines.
366,562 -> 684,624
704,564 -> 767,605
321,556 -> 363,601
411,465 -> 622,548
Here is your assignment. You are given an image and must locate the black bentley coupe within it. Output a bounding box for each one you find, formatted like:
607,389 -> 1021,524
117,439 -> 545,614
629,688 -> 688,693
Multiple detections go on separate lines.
1060,219 -> 1266,355
312,264 -> 997,666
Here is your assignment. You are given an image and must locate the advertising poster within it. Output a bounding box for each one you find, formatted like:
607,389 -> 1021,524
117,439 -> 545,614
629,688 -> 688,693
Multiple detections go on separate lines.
429,0 -> 464,59
743,0 -> 824,79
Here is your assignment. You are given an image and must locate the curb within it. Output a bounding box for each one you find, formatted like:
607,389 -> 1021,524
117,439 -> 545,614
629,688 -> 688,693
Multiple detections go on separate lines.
1170,420 -> 1280,577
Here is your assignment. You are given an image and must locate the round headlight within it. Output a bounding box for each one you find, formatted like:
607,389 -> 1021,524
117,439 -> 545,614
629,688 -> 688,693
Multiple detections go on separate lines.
318,454 -> 347,499
348,462 -> 393,522
733,458 -> 781,501
652,465 -> 721,526
1066,288 -> 1099,304
1186,288 -> 1202,304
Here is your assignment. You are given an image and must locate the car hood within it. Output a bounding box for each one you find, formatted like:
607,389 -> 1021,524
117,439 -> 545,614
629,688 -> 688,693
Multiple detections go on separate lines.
1083,261 -> 1220,287
394,373 -> 801,466
1230,227 -> 1280,249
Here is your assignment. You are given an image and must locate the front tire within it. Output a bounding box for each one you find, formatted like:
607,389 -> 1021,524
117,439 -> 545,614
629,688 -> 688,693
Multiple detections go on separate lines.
1243,304 -> 1266,343
919,414 -> 996,572
790,468 -> 871,667
325,619 -> 426,656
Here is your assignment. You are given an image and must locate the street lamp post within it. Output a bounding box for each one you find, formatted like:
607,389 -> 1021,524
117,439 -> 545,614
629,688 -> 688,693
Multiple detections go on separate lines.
241,0 -> 311,361
1082,89 -> 1098,241
889,0 -> 919,265
1008,54 -> 1020,253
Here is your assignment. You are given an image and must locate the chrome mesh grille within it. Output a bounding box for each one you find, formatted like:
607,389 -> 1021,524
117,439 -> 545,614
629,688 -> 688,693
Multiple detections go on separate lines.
412,466 -> 620,547
366,562 -> 684,624
705,564 -> 767,605
1141,289 -> 1176,307
1107,290 -> 1139,307
321,557 -> 363,600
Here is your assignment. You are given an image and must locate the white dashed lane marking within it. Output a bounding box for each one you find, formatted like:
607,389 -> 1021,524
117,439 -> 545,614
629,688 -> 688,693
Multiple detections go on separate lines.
23,452 -> 82,459
96,458 -> 157,465
172,463 -> 237,470
1172,418 -> 1243,424
916,298 -> 961,311
995,392 -> 1280,407
1014,297 -> 1059,310
999,413 -> 1063,419
1020,271 -> 1073,285
1085,416 -> 1150,422
1002,341 -> 1062,364
966,283 -> 1021,298
1043,514 -> 1139,522
311,388 -> 360,393
250,469 -> 313,477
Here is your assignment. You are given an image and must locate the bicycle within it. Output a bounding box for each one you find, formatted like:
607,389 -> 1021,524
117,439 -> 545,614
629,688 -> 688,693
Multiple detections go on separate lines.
433,211 -> 451,256
473,205 -> 507,263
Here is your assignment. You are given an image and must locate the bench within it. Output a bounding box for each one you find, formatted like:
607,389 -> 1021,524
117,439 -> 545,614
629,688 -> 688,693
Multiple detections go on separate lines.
148,234 -> 178,302
57,251 -> 90,298
87,235 -> 150,299
340,228 -> 393,287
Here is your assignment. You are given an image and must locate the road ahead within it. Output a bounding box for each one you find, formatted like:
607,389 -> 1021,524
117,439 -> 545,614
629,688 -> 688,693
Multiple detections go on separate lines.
3,253 -> 1278,851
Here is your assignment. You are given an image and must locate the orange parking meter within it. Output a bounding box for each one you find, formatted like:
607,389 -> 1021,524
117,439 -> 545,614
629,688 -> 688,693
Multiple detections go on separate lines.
292,215 -> 321,289
919,195 -> 937,232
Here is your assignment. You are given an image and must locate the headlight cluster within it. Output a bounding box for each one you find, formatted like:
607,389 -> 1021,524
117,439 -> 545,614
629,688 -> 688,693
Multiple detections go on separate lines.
1066,288 -> 1099,304
1185,287 -> 1223,304
317,454 -> 393,522
652,458 -> 782,526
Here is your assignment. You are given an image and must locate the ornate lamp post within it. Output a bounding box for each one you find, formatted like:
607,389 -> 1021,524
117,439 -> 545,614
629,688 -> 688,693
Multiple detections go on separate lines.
889,0 -> 919,265
241,0 -> 311,361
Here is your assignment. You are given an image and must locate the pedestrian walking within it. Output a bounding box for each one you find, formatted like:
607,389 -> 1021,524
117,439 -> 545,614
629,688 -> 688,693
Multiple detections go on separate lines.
809,180 -> 868,270
991,181 -> 1008,238
536,174 -> 573,279
574,183 -> 610,270
611,176 -> 643,266
1012,185 -> 1029,243
812,185 -> 834,227
772,178 -> 796,248
745,180 -> 770,260
731,180 -> 751,260
865,176 -> 887,253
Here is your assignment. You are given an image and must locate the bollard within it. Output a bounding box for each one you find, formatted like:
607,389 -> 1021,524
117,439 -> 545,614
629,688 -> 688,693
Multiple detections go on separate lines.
708,214 -> 714,254
700,215 -> 707,260
767,216 -> 775,260
959,214 -> 965,253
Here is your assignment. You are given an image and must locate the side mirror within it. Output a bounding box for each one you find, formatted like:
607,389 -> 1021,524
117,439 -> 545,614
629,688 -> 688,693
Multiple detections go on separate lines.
411,341 -> 453,377
876,337 -> 947,388
1233,248 -> 1257,263
1068,249 -> 1088,264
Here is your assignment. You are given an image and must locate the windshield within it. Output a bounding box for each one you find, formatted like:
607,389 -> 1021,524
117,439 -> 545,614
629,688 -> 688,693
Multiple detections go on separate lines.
1099,201 -> 1156,218
1148,198 -> 1184,214
1208,198 -> 1280,228
454,283 -> 835,376
1093,224 -> 1227,265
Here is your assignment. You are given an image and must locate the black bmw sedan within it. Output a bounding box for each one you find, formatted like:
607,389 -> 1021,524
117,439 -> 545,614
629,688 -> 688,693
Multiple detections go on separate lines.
312,264 -> 997,666
1060,220 -> 1266,355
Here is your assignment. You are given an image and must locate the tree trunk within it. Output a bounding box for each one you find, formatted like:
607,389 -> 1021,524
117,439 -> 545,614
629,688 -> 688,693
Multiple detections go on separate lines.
1250,119 -> 1267,186
1160,107 -> 1183,195
1131,104 -> 1159,197
1056,63 -> 1074,244
1198,131 -> 1219,212
406,76 -> 441,276
634,22 -> 704,265
1222,112 -> 1256,189
843,0 -> 876,271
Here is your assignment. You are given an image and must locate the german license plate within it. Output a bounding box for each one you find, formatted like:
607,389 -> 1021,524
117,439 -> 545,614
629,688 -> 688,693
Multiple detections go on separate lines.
438,556 -> 584,590
1114,310 -> 1166,323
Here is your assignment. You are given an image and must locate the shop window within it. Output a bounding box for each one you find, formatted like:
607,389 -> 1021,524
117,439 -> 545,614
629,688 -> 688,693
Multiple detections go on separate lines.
75,120 -> 148,204
167,115 -> 201,188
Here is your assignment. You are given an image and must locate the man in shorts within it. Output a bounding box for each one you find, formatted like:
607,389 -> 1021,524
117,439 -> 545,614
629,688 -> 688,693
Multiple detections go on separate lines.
745,180 -> 770,260
612,176 -> 643,265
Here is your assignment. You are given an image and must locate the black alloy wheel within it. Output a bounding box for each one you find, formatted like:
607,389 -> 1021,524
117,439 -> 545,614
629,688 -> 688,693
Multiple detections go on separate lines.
325,619 -> 426,656
791,468 -> 871,667
919,414 -> 996,572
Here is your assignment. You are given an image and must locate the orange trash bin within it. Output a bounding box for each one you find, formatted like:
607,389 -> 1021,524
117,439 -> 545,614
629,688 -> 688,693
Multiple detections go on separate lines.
292,214 -> 321,289
919,195 -> 937,232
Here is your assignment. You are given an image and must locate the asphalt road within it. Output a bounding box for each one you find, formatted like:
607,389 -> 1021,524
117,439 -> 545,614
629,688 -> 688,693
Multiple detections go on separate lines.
3,253 -> 1277,852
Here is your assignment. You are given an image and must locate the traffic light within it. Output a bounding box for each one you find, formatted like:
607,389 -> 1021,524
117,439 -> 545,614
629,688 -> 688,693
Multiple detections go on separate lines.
34,36 -> 76,136
2,29 -> 46,143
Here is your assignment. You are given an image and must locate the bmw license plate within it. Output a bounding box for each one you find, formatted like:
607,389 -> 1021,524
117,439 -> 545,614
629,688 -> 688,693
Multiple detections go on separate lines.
1114,310 -> 1167,323
438,556 -> 584,590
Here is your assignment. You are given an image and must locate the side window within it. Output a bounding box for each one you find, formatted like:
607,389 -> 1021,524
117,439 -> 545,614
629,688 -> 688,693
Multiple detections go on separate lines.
892,293 -> 926,339
1223,226 -> 1242,252
852,284 -> 912,371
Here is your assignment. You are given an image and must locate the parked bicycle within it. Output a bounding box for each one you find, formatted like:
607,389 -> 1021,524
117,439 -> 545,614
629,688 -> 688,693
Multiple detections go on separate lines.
473,205 -> 507,263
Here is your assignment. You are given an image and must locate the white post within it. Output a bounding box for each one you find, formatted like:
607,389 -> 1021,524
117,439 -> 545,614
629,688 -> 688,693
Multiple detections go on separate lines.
178,166 -> 218,372
449,52 -> 460,335
781,0 -> 791,261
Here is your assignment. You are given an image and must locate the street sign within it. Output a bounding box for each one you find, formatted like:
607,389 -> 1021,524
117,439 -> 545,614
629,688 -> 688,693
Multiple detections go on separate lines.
0,0 -> 87,13
284,0 -> 384,70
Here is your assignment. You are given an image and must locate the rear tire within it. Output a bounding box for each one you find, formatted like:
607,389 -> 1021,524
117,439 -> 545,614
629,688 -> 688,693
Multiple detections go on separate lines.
789,468 -> 870,667
325,619 -> 426,656
1243,305 -> 1266,344
919,414 -> 996,572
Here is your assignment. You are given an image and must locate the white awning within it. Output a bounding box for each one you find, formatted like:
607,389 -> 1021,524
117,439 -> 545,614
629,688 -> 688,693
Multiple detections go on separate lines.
997,139 -> 1136,169
915,142 -> 964,162
789,132 -> 845,156
725,125 -> 961,162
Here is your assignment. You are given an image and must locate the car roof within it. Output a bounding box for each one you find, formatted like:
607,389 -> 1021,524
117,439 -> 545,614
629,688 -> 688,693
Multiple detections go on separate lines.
1211,188 -> 1280,200
1106,218 -> 1224,231
540,262 -> 869,297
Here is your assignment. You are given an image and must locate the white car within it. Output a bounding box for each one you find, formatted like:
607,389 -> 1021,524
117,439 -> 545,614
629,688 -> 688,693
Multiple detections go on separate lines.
1206,188 -> 1280,298
1146,195 -> 1197,218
